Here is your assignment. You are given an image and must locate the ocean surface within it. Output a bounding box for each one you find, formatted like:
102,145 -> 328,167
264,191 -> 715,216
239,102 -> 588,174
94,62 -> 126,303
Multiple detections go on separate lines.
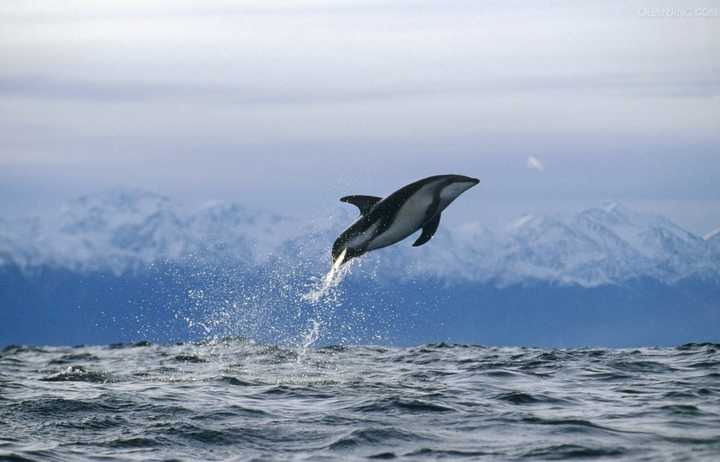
1,340 -> 719,461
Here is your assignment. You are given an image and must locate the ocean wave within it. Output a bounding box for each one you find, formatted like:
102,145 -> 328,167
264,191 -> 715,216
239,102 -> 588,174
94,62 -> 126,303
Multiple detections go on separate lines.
327,427 -> 429,451
40,366 -> 114,383
351,396 -> 456,414
520,443 -> 628,459
0,341 -> 718,461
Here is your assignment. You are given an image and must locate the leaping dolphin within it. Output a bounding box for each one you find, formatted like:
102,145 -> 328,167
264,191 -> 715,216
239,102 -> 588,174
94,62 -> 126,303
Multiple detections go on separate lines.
332,174 -> 479,266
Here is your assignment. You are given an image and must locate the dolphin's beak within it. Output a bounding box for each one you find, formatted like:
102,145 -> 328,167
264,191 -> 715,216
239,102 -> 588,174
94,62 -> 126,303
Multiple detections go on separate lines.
454,175 -> 480,187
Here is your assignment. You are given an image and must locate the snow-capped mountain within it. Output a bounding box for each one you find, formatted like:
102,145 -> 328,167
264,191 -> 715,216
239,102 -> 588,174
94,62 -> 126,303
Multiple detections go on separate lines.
1,190 -> 718,286
378,202 -> 719,287
0,189 -> 306,273
0,189 -> 186,272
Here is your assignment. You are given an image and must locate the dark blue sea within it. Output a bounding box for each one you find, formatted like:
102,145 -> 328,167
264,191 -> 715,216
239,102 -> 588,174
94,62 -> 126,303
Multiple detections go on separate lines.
1,341 -> 719,461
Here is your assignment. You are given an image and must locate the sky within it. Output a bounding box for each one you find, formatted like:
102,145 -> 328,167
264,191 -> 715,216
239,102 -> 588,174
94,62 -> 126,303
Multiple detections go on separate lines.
1,0 -> 719,234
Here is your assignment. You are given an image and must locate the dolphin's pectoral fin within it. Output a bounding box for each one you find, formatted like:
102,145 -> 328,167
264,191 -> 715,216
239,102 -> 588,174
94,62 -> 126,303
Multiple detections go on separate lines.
413,213 -> 441,247
340,195 -> 382,215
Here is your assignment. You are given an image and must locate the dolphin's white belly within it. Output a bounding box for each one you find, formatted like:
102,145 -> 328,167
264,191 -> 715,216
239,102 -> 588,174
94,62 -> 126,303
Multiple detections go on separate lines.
366,183 -> 437,251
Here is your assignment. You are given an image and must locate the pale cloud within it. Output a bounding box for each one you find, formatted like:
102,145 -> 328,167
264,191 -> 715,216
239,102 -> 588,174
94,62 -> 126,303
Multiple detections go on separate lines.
527,156 -> 544,172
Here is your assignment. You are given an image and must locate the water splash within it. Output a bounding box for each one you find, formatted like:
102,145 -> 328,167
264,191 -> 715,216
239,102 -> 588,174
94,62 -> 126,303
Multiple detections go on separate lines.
170,243 -> 370,348
300,319 -> 322,354
293,249 -> 359,348
301,248 -> 354,304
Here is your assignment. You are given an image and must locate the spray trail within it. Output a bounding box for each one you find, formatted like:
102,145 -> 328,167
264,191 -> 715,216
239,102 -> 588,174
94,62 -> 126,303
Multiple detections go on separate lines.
301,248 -> 353,304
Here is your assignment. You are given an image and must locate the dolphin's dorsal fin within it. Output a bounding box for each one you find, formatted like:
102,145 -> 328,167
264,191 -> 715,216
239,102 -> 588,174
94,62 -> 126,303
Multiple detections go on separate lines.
340,195 -> 382,215
413,213 -> 441,247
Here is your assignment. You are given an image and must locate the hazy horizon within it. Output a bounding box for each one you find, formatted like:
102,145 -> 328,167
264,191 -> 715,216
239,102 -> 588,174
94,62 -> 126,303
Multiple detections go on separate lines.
2,0 -> 719,234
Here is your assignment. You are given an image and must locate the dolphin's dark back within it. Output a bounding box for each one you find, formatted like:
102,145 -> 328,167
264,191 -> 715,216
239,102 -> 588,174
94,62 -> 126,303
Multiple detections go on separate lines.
364,176 -> 445,230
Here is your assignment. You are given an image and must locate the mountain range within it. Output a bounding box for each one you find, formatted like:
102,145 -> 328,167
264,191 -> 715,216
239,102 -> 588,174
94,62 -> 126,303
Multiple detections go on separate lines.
1,188 -> 718,287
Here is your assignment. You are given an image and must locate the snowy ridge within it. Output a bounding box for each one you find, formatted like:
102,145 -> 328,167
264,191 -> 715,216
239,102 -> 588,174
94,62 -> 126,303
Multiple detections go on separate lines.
391,202 -> 719,286
1,190 -> 718,287
0,189 -> 303,273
